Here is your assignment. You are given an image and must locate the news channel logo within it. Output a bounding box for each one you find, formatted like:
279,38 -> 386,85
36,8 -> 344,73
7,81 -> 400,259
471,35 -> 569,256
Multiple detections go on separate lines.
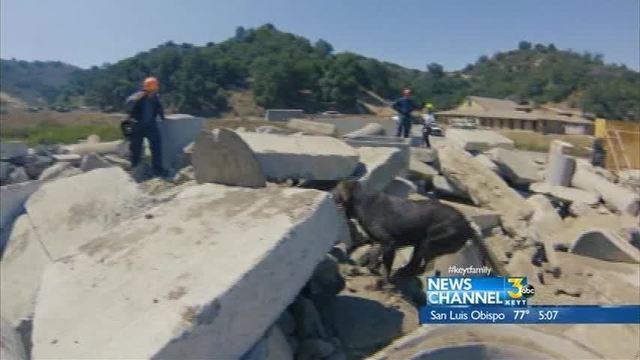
426,276 -> 535,306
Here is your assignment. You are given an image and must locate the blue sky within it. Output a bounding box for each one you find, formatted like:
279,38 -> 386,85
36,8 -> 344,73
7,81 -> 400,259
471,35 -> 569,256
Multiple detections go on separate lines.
1,0 -> 639,71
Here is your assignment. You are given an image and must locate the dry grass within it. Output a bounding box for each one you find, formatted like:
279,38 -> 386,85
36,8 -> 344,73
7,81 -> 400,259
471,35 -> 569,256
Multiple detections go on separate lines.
497,129 -> 594,157
1,109 -> 122,145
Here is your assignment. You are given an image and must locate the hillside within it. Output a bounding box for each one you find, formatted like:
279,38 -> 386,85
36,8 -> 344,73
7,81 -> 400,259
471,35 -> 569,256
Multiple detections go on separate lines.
1,27 -> 639,120
0,59 -> 81,104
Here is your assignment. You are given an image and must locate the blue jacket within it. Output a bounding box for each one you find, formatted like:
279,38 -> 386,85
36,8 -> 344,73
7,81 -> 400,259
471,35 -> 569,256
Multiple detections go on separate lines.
126,91 -> 165,126
392,97 -> 420,116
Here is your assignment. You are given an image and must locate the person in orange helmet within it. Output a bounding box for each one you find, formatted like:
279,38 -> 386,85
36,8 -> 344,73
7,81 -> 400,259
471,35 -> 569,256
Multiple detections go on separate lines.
392,88 -> 421,138
124,76 -> 167,178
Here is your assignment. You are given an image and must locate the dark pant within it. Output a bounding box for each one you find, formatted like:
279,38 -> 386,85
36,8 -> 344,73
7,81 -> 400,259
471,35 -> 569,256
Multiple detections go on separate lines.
129,123 -> 165,175
422,126 -> 432,148
396,115 -> 412,138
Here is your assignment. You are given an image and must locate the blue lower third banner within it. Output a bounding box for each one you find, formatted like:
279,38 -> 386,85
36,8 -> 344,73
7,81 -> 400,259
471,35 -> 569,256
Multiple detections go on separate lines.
420,305 -> 640,324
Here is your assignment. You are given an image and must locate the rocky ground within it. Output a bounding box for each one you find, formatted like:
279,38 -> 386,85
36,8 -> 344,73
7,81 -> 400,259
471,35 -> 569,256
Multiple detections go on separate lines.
1,117 -> 639,359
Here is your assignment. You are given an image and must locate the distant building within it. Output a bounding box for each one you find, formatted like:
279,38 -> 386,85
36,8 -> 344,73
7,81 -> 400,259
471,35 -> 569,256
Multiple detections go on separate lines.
436,96 -> 594,134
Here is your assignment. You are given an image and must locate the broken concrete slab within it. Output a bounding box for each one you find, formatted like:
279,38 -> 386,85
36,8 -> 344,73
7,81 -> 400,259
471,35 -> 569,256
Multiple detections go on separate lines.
370,325 -> 601,360
473,153 -> 499,173
411,147 -> 438,164
1,215 -> 49,330
256,125 -> 288,134
344,136 -> 410,165
192,129 -> 266,188
0,142 -> 28,161
1,168 -> 146,329
51,153 -> 82,165
37,162 -> 81,182
526,194 -> 564,269
159,114 -> 206,171
384,177 -> 417,198
103,154 -> 131,170
433,175 -> 469,200
7,167 -> 29,184
0,181 -> 41,251
529,182 -> 600,206
487,148 -> 540,185
238,132 -> 359,182
571,229 -> 640,264
287,119 -> 336,136
572,164 -> 640,216
438,200 -> 500,233
355,147 -> 407,197
62,140 -> 124,156
545,154 -> 575,186
80,153 -> 112,172
436,142 -> 532,239
343,123 -> 386,139
242,326 -> 293,360
0,162 -> 13,184
445,129 -> 515,152
1,317 -> 27,360
31,184 -> 346,360
408,158 -> 438,180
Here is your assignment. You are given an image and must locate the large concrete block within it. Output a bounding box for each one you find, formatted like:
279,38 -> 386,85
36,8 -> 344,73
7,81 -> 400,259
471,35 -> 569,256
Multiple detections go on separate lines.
529,182 -> 600,205
526,194 -> 563,268
371,325 -> 601,360
408,158 -> 438,180
436,143 -> 532,239
79,153 -> 112,172
487,148 -> 539,185
192,129 -> 266,188
287,119 -> 336,136
355,147 -> 407,196
572,164 -> 640,216
571,229 -> 640,263
0,142 -> 28,161
1,318 -> 27,360
0,181 -> 42,251
433,175 -> 470,200
0,215 -> 49,330
343,123 -> 385,139
545,153 -> 575,186
265,109 -> 304,122
0,168 -> 145,328
62,140 -> 124,156
438,200 -> 500,232
238,132 -> 359,181
159,114 -> 206,171
445,129 -> 514,152
411,148 -> 438,164
344,136 -> 410,166
37,163 -> 81,182
31,184 -> 346,359
473,154 -> 499,173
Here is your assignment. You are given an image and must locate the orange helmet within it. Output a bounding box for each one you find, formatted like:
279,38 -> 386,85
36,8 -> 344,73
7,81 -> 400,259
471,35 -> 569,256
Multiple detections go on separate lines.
143,77 -> 159,92
403,88 -> 412,97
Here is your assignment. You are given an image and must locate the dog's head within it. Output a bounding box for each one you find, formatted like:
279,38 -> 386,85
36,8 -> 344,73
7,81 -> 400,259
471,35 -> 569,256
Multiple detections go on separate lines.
332,179 -> 361,217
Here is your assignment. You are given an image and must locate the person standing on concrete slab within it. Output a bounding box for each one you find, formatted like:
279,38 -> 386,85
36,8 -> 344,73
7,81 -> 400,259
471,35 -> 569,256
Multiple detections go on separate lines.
125,77 -> 168,178
392,89 -> 421,138
591,138 -> 606,168
422,102 -> 435,148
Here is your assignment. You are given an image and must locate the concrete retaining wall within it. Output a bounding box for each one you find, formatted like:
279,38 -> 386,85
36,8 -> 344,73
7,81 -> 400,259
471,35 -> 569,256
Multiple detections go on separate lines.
265,109 -> 304,122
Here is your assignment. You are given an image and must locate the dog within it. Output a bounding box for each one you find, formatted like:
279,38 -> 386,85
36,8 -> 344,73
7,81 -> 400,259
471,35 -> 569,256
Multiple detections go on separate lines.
333,180 -> 481,279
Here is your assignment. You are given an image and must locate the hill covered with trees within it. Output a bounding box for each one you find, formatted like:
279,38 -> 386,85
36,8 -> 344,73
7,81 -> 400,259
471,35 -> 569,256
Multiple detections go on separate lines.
0,59 -> 81,104
2,26 -> 639,120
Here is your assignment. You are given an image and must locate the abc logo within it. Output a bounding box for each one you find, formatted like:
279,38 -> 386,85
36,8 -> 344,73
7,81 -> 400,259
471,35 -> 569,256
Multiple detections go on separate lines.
521,284 -> 536,298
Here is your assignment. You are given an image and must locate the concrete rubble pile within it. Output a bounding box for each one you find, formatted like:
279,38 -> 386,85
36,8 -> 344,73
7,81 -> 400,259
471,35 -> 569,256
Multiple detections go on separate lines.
1,119 -> 638,359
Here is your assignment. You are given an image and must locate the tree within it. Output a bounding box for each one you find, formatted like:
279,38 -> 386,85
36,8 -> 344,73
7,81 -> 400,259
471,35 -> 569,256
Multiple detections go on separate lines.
235,26 -> 246,40
518,41 -> 532,50
427,62 -> 444,78
314,39 -> 334,57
